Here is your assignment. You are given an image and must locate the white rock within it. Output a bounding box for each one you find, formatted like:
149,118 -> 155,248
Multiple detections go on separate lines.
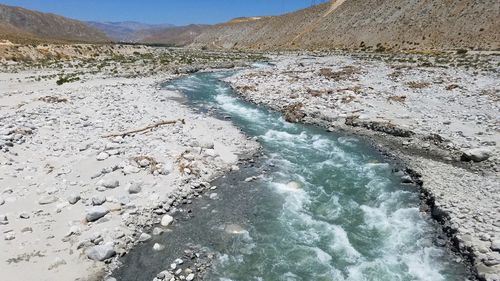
160,214 -> 174,226
38,195 -> 58,205
123,165 -> 140,174
86,206 -> 109,222
127,181 -> 142,194
152,227 -> 164,236
92,195 -> 106,206
96,152 -> 110,161
99,179 -> 120,189
186,273 -> 195,281
138,233 -> 152,242
461,148 -> 492,162
4,232 -> 15,240
86,243 -> 115,261
491,240 -> 500,252
67,194 -> 81,204
138,159 -> 150,167
153,243 -> 165,251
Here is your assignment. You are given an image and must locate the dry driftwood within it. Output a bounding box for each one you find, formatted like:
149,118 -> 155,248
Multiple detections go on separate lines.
103,119 -> 185,138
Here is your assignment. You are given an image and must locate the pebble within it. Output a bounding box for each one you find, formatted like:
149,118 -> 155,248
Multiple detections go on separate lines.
127,181 -> 142,194
491,240 -> 500,252
38,195 -> 58,205
138,159 -> 150,167
186,273 -> 195,281
153,243 -> 165,251
86,206 -> 109,222
0,214 -> 8,225
4,232 -> 15,241
86,243 -> 116,261
67,194 -> 81,204
138,233 -> 152,242
152,227 -> 164,236
160,214 -> 174,226
99,179 -> 120,189
19,212 -> 30,219
92,195 -> 107,206
96,152 -> 110,161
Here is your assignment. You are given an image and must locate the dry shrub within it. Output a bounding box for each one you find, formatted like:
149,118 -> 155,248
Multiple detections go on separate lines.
388,70 -> 403,80
320,66 -> 362,81
175,151 -> 199,176
446,84 -> 460,91
308,90 -> 322,97
406,81 -> 430,89
39,96 -> 68,103
131,155 -> 159,173
283,103 -> 306,123
341,95 -> 356,104
387,95 -> 407,103
480,89 -> 500,102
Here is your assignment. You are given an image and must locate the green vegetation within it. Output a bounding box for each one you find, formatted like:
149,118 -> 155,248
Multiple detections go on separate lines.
56,74 -> 80,85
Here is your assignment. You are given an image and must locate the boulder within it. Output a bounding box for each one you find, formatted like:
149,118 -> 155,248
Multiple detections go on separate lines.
461,148 -> 492,162
86,243 -> 115,261
160,214 -> 174,226
86,206 -> 109,222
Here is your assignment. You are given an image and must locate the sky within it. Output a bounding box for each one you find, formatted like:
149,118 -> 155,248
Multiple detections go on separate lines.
0,0 -> 325,25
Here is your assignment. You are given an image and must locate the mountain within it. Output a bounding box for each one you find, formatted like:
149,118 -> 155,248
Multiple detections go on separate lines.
138,25 -> 209,46
86,21 -> 174,42
191,0 -> 500,51
0,4 -> 109,43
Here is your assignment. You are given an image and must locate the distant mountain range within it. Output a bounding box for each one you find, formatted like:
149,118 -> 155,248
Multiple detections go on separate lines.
0,4 -> 109,43
1,1 -> 498,51
85,21 -> 175,42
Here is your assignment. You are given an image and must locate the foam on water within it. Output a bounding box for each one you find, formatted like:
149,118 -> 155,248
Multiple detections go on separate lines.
165,71 -> 468,281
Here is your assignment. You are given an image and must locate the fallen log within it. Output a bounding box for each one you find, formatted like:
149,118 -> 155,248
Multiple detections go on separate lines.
102,119 -> 185,138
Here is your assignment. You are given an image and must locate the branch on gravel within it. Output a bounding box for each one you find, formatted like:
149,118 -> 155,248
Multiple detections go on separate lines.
102,119 -> 185,138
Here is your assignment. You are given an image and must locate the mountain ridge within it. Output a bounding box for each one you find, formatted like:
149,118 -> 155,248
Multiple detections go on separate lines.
0,4 -> 109,43
191,0 -> 500,51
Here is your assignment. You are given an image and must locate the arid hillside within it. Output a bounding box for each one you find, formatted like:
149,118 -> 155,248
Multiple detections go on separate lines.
192,0 -> 500,51
138,24 -> 209,46
0,4 -> 109,43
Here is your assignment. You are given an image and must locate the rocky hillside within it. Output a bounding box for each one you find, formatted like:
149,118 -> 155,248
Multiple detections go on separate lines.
192,0 -> 500,51
0,4 -> 109,43
139,25 -> 209,46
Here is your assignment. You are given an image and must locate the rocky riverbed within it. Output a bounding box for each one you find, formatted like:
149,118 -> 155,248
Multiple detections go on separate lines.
0,48 -> 260,281
225,52 -> 500,280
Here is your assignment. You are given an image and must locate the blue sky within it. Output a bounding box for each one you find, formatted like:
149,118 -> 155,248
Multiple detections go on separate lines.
0,0 -> 325,25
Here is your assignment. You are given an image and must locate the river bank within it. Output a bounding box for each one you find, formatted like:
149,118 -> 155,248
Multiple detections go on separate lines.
224,52 -> 500,280
0,48 -> 260,281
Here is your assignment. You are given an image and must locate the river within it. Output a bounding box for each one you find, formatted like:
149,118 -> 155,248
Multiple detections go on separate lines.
113,70 -> 468,281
